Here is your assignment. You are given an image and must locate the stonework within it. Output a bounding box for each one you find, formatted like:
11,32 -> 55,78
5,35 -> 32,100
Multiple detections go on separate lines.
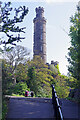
33,6 -> 46,64
51,60 -> 59,66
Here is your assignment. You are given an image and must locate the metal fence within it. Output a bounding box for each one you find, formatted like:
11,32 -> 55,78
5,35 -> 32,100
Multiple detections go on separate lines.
52,84 -> 64,120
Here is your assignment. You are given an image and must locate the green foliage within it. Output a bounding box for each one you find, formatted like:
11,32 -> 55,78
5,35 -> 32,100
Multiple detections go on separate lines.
3,45 -> 30,84
2,59 -> 14,95
27,67 -> 38,95
13,82 -> 29,95
37,86 -> 52,98
27,56 -> 48,69
2,53 -> 72,100
67,11 -> 80,87
1,2 -> 28,47
16,63 -> 28,82
27,56 -> 71,98
11,94 -> 24,97
2,97 -> 9,120
36,68 -> 52,97
55,64 -> 61,74
27,56 -> 53,97
54,75 -> 70,98
66,76 -> 78,88
2,59 -> 29,96
7,82 -> 29,95
49,64 -> 58,75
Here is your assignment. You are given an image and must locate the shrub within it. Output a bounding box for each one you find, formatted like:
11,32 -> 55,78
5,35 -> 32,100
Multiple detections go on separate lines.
7,82 -> 30,96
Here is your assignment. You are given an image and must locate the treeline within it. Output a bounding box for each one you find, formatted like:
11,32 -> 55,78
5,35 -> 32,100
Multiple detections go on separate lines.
2,45 -> 77,98
66,4 -> 80,102
0,1 -> 80,101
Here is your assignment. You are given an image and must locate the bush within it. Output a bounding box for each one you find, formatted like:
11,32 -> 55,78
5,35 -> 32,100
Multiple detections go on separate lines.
69,88 -> 80,103
55,86 -> 69,98
7,82 -> 30,96
37,86 -> 52,98
2,96 -> 9,120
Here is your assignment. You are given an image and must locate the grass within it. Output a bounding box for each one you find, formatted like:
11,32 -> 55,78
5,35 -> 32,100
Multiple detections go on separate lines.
11,93 -> 24,97
11,93 -> 36,97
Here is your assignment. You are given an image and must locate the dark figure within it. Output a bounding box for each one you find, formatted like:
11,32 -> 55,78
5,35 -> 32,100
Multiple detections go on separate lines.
25,91 -> 28,97
31,91 -> 34,97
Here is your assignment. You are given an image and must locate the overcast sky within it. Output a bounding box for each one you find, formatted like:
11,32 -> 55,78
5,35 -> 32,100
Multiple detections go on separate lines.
1,0 -> 79,75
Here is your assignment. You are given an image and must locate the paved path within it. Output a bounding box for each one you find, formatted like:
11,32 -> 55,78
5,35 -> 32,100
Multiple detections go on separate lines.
6,96 -> 80,119
6,97 -> 54,119
60,98 -> 80,119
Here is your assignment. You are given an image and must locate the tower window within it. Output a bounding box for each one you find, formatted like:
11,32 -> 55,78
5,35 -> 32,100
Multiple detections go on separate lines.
41,34 -> 43,40
41,46 -> 42,51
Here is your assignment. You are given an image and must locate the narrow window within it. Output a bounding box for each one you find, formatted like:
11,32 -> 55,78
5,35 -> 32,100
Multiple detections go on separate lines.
41,34 -> 42,40
41,46 -> 42,51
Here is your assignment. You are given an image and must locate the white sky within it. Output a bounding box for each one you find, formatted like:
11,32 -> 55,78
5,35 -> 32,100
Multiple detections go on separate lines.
2,0 -> 79,2
1,0 -> 79,75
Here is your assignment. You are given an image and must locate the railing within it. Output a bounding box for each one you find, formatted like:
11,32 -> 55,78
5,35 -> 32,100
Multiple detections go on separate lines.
52,84 -> 64,120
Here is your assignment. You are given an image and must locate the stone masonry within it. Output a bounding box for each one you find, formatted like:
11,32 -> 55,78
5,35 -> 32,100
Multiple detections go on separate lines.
33,7 -> 46,64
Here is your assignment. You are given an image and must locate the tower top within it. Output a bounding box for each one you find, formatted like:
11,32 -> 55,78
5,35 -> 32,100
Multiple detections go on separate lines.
36,6 -> 44,13
35,6 -> 44,18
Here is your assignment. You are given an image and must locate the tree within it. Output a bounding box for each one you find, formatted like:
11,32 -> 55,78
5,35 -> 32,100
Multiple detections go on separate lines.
0,1 -> 28,47
49,64 -> 60,76
2,59 -> 13,95
2,59 -> 29,95
15,63 -> 28,83
67,7 -> 80,87
27,67 -> 38,95
54,75 -> 70,98
3,45 -> 30,84
36,68 -> 53,97
27,55 -> 48,69
27,56 -> 54,97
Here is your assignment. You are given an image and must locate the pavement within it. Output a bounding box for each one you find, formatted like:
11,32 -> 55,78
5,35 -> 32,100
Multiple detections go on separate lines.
60,98 -> 80,120
6,96 -> 80,120
6,97 -> 54,119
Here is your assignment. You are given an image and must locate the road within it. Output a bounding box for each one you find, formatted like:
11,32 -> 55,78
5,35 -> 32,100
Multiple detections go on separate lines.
6,97 -> 54,119
6,96 -> 80,120
60,98 -> 80,119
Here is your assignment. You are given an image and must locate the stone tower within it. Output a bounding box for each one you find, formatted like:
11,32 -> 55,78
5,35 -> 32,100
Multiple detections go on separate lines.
33,6 -> 46,64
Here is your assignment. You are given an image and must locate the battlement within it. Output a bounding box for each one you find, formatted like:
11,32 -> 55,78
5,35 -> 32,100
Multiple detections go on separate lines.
36,6 -> 44,13
46,60 -> 59,67
35,6 -> 44,18
51,60 -> 59,66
